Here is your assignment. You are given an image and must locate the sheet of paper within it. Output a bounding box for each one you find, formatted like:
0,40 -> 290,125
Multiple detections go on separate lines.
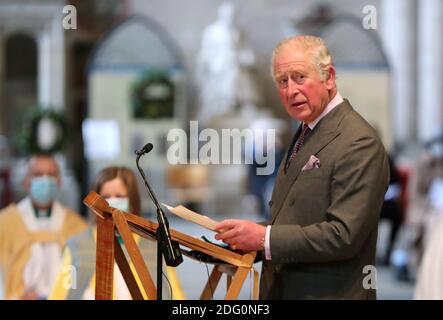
162,203 -> 219,231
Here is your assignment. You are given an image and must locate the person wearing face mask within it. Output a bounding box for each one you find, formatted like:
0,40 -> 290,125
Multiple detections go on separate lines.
0,154 -> 87,300
49,166 -> 185,300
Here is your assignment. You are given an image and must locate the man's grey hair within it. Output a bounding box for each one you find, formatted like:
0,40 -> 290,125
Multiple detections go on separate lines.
271,35 -> 334,81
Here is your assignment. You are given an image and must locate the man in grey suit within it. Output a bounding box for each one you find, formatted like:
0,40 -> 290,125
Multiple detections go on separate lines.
215,35 -> 389,299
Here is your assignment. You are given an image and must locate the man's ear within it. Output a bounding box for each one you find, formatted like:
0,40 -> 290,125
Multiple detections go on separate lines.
324,66 -> 336,90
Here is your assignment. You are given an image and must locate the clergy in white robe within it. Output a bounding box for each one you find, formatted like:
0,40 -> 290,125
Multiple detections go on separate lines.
0,154 -> 87,299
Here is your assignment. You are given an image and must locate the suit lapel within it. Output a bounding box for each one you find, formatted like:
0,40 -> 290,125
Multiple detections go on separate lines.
270,100 -> 352,224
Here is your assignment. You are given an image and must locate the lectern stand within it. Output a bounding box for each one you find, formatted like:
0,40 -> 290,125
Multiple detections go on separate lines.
84,191 -> 258,300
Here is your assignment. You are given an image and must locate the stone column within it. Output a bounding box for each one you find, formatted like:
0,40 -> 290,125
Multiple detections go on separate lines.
38,28 -> 51,108
37,13 -> 65,110
380,0 -> 417,148
49,13 -> 65,110
417,0 -> 443,142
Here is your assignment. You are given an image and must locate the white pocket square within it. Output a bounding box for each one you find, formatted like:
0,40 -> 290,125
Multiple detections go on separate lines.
302,155 -> 321,171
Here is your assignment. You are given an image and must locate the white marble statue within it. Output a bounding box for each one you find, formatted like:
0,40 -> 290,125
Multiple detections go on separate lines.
196,2 -> 262,124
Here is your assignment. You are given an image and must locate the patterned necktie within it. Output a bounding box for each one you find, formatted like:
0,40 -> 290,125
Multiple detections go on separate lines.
285,123 -> 311,172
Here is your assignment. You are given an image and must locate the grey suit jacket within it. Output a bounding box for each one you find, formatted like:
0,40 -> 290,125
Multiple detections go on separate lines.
260,100 -> 389,299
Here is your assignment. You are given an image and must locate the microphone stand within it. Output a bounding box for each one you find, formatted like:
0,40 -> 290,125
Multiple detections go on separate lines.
135,149 -> 183,300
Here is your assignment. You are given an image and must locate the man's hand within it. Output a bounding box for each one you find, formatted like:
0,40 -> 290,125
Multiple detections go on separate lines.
215,219 -> 266,252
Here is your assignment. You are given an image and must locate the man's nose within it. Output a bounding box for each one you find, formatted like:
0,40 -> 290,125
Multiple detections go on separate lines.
287,79 -> 299,96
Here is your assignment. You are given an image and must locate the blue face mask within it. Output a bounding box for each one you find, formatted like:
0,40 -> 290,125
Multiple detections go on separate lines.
30,176 -> 58,206
106,197 -> 129,212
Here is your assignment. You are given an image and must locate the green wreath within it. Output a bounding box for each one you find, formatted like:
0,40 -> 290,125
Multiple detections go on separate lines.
131,69 -> 174,119
18,107 -> 69,155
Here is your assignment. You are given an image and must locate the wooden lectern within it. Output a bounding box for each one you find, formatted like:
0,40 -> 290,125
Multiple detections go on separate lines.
83,191 -> 258,300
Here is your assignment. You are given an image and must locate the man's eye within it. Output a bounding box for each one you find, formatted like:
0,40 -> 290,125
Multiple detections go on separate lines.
294,74 -> 305,83
278,78 -> 288,87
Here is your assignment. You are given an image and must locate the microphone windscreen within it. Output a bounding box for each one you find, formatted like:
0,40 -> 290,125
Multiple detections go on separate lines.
143,143 -> 154,153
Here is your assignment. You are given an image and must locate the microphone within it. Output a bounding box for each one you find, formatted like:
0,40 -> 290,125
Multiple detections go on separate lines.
134,142 -> 183,300
135,143 -> 153,156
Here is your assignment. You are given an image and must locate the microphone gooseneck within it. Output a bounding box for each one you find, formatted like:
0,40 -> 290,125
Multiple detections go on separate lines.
135,148 -> 160,209
134,143 -> 183,300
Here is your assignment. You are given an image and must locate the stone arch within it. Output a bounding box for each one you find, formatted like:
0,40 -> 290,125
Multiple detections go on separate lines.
85,15 -> 189,209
